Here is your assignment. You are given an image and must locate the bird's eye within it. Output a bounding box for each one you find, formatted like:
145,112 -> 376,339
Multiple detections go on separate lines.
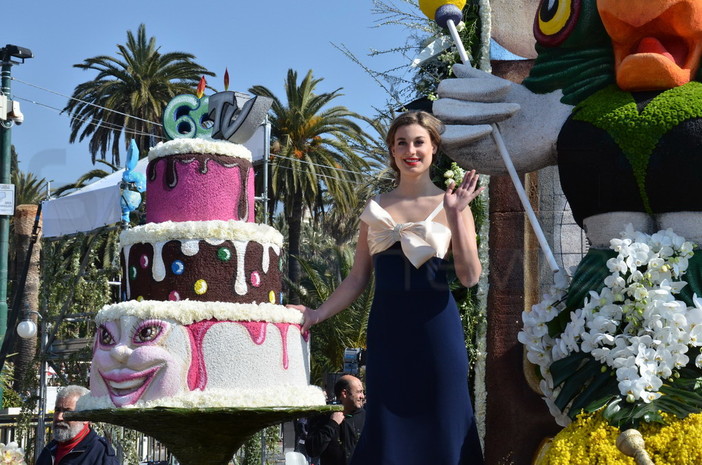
133,320 -> 165,344
98,326 -> 116,347
534,0 -> 581,47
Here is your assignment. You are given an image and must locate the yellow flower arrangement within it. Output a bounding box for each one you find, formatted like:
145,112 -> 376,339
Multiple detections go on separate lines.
537,411 -> 702,465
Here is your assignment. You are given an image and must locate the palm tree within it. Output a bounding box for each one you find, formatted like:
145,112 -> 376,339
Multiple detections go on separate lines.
289,243 -> 373,384
250,69 -> 371,303
321,114 -> 396,245
12,171 -> 47,206
63,23 -> 215,164
10,145 -> 48,205
8,146 -> 47,396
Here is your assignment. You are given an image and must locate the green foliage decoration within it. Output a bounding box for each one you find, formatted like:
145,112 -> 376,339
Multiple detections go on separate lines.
572,82 -> 702,214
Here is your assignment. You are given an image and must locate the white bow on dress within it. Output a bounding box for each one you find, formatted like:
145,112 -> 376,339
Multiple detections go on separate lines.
360,199 -> 451,269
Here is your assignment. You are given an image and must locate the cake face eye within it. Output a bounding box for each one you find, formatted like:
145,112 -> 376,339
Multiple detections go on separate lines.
133,320 -> 166,344
98,325 -> 116,347
534,0 -> 581,46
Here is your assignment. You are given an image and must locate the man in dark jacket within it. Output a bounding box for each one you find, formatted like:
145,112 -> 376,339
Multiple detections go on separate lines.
306,375 -> 366,465
37,385 -> 118,465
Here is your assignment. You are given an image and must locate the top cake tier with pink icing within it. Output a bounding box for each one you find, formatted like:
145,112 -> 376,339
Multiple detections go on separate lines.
146,139 -> 255,224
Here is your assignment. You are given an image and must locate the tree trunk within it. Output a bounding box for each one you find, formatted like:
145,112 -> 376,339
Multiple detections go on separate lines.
287,193 -> 304,305
12,205 -> 41,394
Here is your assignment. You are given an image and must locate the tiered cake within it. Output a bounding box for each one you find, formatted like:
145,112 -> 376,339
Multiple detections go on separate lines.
80,138 -> 325,409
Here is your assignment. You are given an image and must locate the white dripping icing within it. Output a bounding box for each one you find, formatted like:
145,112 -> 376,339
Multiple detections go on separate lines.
180,239 -> 200,256
123,244 -> 133,298
152,242 -> 167,282
205,238 -> 225,246
261,244 -> 281,273
233,240 -> 249,295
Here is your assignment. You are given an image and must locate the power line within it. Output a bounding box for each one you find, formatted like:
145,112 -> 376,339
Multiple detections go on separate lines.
273,163 -> 373,186
12,77 -> 163,127
14,95 -> 163,140
12,78 -> 394,182
270,152 -> 393,181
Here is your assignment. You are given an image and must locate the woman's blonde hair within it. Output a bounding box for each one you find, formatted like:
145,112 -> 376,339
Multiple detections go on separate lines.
385,111 -> 445,177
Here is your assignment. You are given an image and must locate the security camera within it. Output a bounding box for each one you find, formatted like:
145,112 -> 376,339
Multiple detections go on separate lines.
3,44 -> 33,60
8,100 -> 23,125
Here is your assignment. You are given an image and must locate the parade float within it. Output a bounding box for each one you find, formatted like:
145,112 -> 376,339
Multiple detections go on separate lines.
424,0 -> 702,463
68,79 -> 333,465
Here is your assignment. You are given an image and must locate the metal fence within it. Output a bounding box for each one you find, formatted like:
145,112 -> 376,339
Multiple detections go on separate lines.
0,411 -> 296,465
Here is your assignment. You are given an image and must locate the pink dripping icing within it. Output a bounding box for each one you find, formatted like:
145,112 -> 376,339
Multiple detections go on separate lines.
184,321 -> 304,389
185,319 -> 217,391
238,321 -> 268,345
274,323 -> 293,369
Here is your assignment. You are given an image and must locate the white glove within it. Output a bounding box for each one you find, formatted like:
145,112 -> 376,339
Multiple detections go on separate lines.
433,63 -> 573,175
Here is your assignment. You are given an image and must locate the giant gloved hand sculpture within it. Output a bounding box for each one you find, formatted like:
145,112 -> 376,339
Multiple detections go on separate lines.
433,63 -> 572,175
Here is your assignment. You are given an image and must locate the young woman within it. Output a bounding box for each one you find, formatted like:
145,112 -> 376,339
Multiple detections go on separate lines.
290,111 -> 485,464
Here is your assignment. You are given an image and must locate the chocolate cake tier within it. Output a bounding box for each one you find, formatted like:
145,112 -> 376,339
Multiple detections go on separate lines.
120,221 -> 283,305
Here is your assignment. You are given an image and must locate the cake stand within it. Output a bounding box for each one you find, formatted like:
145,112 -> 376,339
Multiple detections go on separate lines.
67,405 -> 340,465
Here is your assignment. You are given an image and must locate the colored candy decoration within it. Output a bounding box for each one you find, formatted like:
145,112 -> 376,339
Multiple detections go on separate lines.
250,271 -> 261,288
169,290 -> 181,301
217,247 -> 232,261
140,254 -> 149,269
171,260 -> 185,275
162,94 -> 212,140
129,266 -> 137,280
194,279 -> 208,295
269,291 -> 275,304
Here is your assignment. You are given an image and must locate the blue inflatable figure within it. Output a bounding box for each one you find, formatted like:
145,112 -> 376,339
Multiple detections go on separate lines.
120,140 -> 146,224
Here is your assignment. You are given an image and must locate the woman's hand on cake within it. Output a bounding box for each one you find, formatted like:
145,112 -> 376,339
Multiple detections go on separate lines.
287,304 -> 321,333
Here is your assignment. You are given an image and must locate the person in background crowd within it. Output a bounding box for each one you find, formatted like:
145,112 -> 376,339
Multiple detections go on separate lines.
36,385 -> 118,465
306,375 -> 366,465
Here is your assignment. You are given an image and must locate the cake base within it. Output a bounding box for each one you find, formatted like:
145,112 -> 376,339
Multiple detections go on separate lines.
67,405 -> 340,465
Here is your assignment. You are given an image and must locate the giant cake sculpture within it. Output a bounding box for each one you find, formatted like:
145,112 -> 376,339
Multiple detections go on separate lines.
79,85 -> 325,410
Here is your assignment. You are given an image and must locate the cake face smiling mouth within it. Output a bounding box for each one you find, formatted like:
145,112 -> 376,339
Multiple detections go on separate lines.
99,365 -> 162,407
597,0 -> 702,90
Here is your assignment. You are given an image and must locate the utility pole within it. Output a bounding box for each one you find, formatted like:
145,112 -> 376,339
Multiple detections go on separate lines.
0,44 -> 33,402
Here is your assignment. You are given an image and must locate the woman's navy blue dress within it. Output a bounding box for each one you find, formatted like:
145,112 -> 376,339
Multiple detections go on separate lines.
350,200 -> 484,465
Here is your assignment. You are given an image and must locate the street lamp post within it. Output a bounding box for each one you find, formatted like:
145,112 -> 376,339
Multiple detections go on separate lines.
17,311 -> 47,453
0,44 -> 32,363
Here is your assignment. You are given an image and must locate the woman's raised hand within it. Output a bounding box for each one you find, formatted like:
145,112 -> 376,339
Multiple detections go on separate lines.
444,169 -> 485,212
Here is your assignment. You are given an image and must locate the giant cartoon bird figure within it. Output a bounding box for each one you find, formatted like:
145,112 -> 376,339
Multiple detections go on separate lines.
434,0 -> 702,458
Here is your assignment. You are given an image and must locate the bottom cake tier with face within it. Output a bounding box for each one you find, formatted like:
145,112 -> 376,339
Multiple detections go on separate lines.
78,300 -> 325,409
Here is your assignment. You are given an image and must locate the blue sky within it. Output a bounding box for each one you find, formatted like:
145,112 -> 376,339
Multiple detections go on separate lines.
4,0 -> 417,188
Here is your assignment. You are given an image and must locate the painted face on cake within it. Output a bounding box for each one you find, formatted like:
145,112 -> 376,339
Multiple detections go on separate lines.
90,315 -> 191,407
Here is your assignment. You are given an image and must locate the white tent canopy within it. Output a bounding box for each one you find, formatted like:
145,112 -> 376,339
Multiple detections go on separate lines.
42,126 -> 267,238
